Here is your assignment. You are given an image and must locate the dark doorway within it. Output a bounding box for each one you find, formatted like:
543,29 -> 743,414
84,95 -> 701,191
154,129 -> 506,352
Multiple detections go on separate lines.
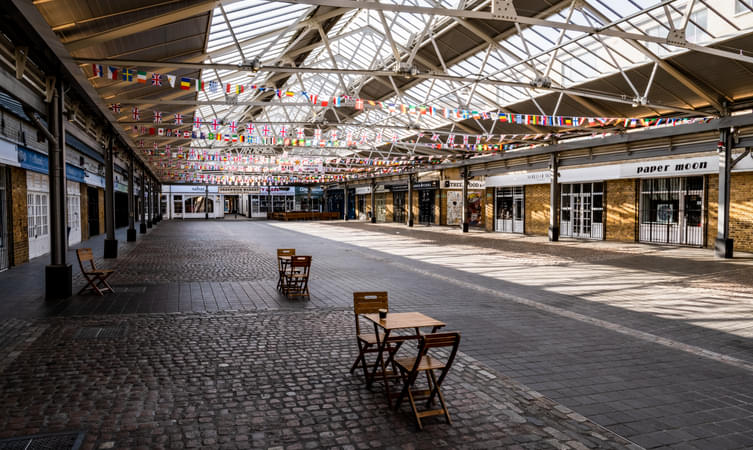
393,192 -> 406,223
418,190 -> 435,224
115,192 -> 128,228
87,187 -> 100,237
347,188 -> 356,220
326,189 -> 344,216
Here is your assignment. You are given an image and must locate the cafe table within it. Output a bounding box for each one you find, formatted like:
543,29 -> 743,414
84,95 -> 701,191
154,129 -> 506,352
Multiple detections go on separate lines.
363,312 -> 446,407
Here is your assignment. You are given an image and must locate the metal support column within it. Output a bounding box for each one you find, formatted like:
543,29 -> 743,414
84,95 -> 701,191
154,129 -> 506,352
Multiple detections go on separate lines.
104,135 -> 117,258
127,152 -> 136,241
139,166 -> 147,234
462,166 -> 469,233
153,181 -> 159,224
45,76 -> 71,299
307,186 -> 312,219
548,153 -> 560,241
408,174 -> 414,227
146,178 -> 153,228
715,127 -> 734,258
370,179 -> 376,223
267,185 -> 272,219
205,184 -> 209,219
344,183 -> 348,220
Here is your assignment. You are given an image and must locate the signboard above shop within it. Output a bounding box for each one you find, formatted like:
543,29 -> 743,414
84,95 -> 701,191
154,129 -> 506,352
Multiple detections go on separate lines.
413,180 -> 439,190
486,154 -> 753,187
442,180 -> 486,189
355,186 -> 372,194
219,186 -> 261,194
386,183 -> 408,192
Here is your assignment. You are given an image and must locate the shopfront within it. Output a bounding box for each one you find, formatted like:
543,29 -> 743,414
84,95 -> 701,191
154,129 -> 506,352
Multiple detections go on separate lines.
388,183 -> 408,223
560,182 -> 604,240
355,186 -> 371,220
443,180 -> 485,227
639,176 -> 704,246
495,186 -> 524,233
374,185 -> 387,222
294,187 -> 323,213
415,181 -> 438,225
162,185 -> 222,219
65,164 -> 86,246
325,188 -> 344,217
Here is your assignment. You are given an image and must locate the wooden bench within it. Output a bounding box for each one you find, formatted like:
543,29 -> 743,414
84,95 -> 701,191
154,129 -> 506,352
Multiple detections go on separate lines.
76,248 -> 115,296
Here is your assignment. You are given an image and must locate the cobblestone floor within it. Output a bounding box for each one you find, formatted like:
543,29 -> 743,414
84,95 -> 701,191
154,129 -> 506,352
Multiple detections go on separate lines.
3,219 -> 753,448
0,311 -> 634,450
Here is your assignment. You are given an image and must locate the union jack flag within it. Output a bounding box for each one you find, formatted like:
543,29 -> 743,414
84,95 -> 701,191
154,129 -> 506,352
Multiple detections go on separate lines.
330,130 -> 338,140
229,121 -> 237,133
153,111 -> 162,124
296,128 -> 305,139
174,113 -> 183,125
447,133 -> 455,146
246,123 -> 254,135
391,133 -> 398,143
431,133 -> 439,141
165,144 -> 171,152
132,107 -> 140,121
463,135 -> 469,146
212,119 -> 219,131
152,73 -> 162,86
314,128 -> 321,140
279,125 -> 287,136
262,125 -> 270,137
194,116 -> 201,128
359,133 -> 367,145
110,103 -> 121,113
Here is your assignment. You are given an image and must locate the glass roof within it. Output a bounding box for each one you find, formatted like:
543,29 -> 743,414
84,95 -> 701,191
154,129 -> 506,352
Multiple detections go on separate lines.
191,0 -> 753,161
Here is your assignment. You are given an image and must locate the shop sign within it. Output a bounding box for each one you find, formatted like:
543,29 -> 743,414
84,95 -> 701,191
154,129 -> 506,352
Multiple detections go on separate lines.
442,180 -> 486,189
115,182 -> 128,193
387,183 -> 408,192
0,139 -> 20,167
66,164 -> 86,183
168,185 -> 220,193
355,186 -> 372,194
618,156 -> 716,179
374,185 -> 387,194
219,186 -> 261,194
414,180 -> 438,190
17,147 -> 48,174
259,186 -> 295,196
84,171 -> 105,188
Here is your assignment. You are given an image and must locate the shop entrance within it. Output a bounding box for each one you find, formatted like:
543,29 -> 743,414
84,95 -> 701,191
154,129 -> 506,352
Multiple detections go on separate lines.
392,191 -> 406,223
87,187 -> 100,237
418,190 -> 435,224
640,176 -> 704,246
376,196 -> 386,222
561,182 -> 604,240
495,186 -> 524,233
224,195 -> 239,215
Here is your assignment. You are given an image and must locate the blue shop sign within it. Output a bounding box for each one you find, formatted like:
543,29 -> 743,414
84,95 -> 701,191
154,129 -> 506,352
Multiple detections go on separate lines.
66,164 -> 85,183
17,147 -> 88,183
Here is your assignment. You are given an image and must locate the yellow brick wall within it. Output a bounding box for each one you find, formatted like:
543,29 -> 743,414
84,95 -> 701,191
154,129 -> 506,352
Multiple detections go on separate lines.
98,188 -> 105,235
706,174 -> 718,249
411,190 -> 418,221
525,184 -> 549,236
729,172 -> 753,252
605,179 -> 637,242
385,192 -> 394,222
439,190 -> 447,224
434,189 -> 440,225
485,188 -> 494,232
10,167 -> 29,265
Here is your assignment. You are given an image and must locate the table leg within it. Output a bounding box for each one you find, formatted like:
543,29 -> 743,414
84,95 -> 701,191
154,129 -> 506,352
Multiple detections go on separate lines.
366,324 -> 390,389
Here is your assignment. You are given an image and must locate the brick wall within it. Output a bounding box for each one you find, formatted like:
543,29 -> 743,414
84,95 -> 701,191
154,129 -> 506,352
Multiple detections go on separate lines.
605,179 -> 637,242
485,188 -> 494,232
439,189 -> 447,224
729,172 -> 753,252
10,167 -> 28,265
706,174 -> 718,249
525,184 -> 549,236
98,188 -> 105,235
434,190 -> 440,225
411,190 -> 418,221
80,183 -> 88,240
385,192 -> 393,222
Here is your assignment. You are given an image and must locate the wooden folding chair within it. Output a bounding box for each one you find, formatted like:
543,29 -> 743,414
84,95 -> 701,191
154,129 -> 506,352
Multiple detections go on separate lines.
350,292 -> 398,380
394,332 -> 461,430
76,248 -> 115,296
276,249 -> 295,290
282,255 -> 311,298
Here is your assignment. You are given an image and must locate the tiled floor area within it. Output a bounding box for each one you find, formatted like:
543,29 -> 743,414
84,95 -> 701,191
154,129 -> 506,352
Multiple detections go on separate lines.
2,219 -> 753,449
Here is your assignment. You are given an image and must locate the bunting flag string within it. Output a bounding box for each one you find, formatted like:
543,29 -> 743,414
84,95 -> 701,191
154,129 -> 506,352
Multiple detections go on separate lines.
91,64 -> 712,130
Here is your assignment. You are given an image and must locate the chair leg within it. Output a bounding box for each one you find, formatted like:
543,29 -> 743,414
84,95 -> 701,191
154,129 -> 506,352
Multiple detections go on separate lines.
350,341 -> 368,374
428,369 -> 452,425
406,386 -> 423,430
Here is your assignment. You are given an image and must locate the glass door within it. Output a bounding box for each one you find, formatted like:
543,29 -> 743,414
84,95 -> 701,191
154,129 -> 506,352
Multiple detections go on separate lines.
376,196 -> 386,222
640,176 -> 704,246
561,182 -> 603,240
393,192 -> 406,223
418,190 -> 435,224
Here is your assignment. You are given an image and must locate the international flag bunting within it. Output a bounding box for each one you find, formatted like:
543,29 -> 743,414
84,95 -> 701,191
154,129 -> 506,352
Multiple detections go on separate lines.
153,111 -> 162,124
229,121 -> 237,133
107,66 -> 119,80
285,91 -> 294,97
355,99 -> 363,110
174,113 -> 183,125
196,79 -> 205,92
131,107 -> 139,121
236,85 -> 244,94
137,71 -> 147,84
194,116 -> 201,129
110,103 -> 121,113
209,81 -> 218,93
122,69 -> 135,82
152,73 -> 162,86
226,83 -> 232,94
180,77 -> 191,90
212,119 -> 219,131
92,64 -> 103,77
166,74 -> 176,88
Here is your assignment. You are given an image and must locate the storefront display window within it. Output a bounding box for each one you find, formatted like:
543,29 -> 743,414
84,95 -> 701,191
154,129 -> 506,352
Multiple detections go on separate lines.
640,176 -> 704,246
495,186 -> 524,233
560,182 -> 603,240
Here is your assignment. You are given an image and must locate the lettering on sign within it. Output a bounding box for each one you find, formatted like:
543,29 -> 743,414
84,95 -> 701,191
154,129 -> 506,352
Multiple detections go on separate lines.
635,160 -> 708,175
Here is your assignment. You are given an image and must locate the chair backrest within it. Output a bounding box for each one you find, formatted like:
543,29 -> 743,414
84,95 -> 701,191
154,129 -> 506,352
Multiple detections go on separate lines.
353,292 -> 388,334
277,248 -> 295,257
76,248 -> 95,271
414,332 -> 461,376
289,255 -> 311,273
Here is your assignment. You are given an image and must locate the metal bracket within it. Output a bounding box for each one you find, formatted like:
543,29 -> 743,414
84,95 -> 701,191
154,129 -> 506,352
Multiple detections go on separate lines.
44,76 -> 56,103
491,0 -> 517,20
666,28 -> 687,47
731,147 -> 751,169
67,102 -> 79,122
14,46 -> 28,80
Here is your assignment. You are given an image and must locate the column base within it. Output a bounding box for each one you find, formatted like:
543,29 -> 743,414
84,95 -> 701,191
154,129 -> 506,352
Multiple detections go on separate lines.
45,263 -> 72,300
408,218 -> 414,227
548,226 -> 559,242
147,220 -> 152,228
371,217 -> 376,224
715,238 -> 734,259
462,222 -> 469,233
104,239 -> 118,258
127,228 -> 137,242
140,223 -> 147,234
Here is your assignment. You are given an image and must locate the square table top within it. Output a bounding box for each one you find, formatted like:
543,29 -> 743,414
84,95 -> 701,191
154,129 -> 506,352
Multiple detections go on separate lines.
364,312 -> 445,331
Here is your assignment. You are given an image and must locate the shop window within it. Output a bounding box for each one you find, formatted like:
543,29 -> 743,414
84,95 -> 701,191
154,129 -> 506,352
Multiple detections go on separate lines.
639,176 -> 704,246
173,195 -> 183,214
185,196 -> 214,213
